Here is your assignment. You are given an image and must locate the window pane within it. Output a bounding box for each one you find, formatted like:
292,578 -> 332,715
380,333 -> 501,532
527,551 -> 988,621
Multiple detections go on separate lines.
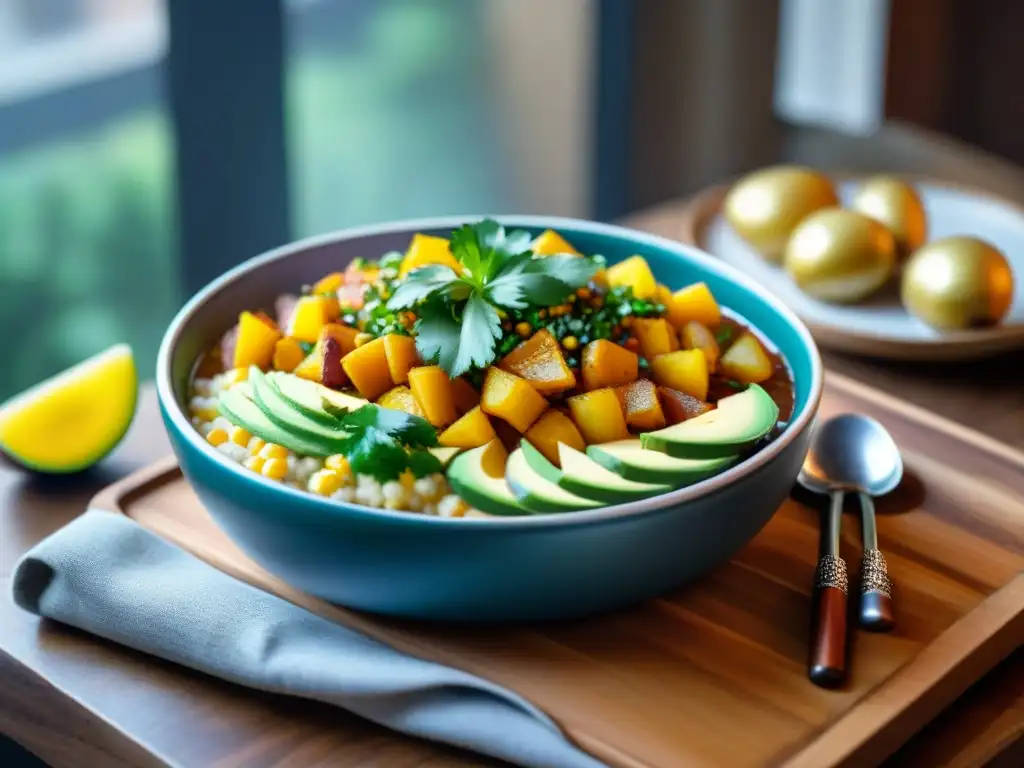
286,0 -> 595,237
0,0 -> 176,399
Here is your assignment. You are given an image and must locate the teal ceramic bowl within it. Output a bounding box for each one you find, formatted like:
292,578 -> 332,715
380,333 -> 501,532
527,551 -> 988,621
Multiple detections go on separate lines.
157,216 -> 822,621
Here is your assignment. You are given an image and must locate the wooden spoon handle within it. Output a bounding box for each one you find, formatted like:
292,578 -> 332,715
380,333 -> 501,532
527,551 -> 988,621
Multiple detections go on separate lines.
809,490 -> 848,688
809,555 -> 848,687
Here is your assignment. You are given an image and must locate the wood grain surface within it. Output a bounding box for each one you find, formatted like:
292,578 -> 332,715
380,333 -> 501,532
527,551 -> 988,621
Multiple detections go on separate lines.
86,374 -> 1024,768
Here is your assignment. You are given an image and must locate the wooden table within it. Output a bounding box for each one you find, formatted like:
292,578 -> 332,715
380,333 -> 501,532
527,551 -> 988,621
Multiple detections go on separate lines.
2,207 -> 1023,767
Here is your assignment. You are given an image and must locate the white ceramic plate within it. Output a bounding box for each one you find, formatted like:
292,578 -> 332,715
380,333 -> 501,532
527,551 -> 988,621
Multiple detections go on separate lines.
692,179 -> 1024,360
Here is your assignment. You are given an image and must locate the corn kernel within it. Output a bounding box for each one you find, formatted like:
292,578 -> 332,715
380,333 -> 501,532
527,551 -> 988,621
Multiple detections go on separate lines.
259,443 -> 289,460
324,454 -> 350,475
247,436 -> 266,454
243,456 -> 266,473
192,407 -> 218,422
206,428 -> 229,446
400,469 -> 416,489
515,321 -> 532,338
261,457 -> 288,480
309,469 -> 342,496
229,426 -> 251,446
562,335 -> 579,351
576,287 -> 591,299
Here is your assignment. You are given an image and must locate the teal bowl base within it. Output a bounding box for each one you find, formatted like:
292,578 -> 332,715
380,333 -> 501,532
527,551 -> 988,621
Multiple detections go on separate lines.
168,408 -> 811,622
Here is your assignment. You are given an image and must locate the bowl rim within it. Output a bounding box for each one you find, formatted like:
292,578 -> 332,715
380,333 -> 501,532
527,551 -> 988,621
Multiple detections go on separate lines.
157,214 -> 823,529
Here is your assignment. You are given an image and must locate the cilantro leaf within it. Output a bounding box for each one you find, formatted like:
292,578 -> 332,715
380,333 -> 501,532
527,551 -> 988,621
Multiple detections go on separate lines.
449,222 -> 492,281
415,312 -> 462,373
452,292 -> 502,377
339,404 -> 438,448
387,265 -> 459,310
523,254 -> 598,288
484,275 -> 528,309
338,429 -> 410,482
511,273 -> 574,306
407,449 -> 443,478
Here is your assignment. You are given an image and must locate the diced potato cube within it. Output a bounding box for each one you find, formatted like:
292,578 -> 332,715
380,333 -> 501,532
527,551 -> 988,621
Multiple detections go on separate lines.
581,339 -> 638,391
606,255 -> 657,299
481,367 -> 549,432
233,311 -> 282,370
399,234 -> 461,277
568,388 -> 630,444
377,385 -> 425,418
632,317 -> 675,359
681,321 -> 720,372
341,337 -> 392,400
438,406 -> 497,449
287,296 -> 330,343
670,282 -> 721,328
532,229 -> 581,256
524,409 -> 586,467
650,349 -> 709,400
720,331 -> 774,383
615,378 -> 666,430
657,386 -> 713,424
408,365 -> 458,427
382,334 -> 420,385
312,272 -> 345,295
272,337 -> 305,373
500,329 -> 576,395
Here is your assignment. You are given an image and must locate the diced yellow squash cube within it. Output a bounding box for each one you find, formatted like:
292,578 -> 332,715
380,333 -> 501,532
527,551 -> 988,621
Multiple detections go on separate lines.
650,349 -> 708,400
480,437 -> 509,478
581,339 -> 638,391
606,255 -> 657,299
681,320 -> 720,372
532,229 -> 581,256
720,331 -> 774,384
408,365 -> 458,427
438,406 -> 497,449
287,296 -> 330,343
377,385 -> 425,418
312,272 -> 345,295
524,409 -> 586,466
568,388 -> 630,444
399,234 -> 462,277
233,311 -> 282,370
382,334 -> 419,385
341,337 -> 392,400
481,367 -> 549,432
499,329 -> 576,395
272,337 -> 305,373
615,378 -> 666,431
450,376 -> 481,416
670,282 -> 721,329
632,317 -> 675,359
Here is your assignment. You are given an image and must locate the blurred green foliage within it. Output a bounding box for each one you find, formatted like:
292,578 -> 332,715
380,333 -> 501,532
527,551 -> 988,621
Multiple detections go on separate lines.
0,0 -> 517,401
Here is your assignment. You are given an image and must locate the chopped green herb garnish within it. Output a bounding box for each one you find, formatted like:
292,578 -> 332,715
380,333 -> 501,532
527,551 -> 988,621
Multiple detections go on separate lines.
715,326 -> 735,345
328,403 -> 440,483
298,341 -> 315,355
387,219 -> 598,376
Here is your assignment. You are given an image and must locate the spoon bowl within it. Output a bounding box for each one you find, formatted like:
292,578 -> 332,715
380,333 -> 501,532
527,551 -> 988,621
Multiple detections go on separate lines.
801,414 -> 903,496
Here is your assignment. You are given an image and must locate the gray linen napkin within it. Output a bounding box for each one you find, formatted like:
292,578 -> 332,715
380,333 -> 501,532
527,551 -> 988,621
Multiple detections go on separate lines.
12,509 -> 607,768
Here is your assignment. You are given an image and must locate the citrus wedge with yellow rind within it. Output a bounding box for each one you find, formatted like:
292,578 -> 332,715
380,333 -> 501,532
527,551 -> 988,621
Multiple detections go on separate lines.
0,343 -> 137,473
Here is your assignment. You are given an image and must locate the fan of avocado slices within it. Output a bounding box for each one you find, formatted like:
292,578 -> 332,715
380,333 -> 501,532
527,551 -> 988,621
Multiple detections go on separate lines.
446,386 -> 778,517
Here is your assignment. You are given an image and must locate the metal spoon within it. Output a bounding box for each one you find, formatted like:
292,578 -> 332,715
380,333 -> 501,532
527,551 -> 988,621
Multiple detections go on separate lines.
798,413 -> 903,687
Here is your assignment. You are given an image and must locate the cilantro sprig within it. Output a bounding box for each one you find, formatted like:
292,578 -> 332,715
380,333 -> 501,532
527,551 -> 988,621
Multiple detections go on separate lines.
326,402 -> 441,483
387,220 -> 598,377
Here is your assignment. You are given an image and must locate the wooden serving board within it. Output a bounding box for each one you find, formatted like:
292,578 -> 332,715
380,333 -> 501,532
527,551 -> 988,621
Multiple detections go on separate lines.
90,373 -> 1024,768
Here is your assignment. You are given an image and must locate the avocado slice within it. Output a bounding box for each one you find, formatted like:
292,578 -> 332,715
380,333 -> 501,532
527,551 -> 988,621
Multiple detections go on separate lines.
268,371 -> 367,423
217,387 -> 343,457
587,439 -> 735,485
640,384 -> 779,459
505,445 -> 603,513
249,368 -> 351,445
521,440 -> 670,503
446,440 -> 529,516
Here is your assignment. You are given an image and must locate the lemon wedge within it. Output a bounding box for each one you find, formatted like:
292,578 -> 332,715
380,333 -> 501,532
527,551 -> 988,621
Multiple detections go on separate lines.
0,344 -> 137,473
